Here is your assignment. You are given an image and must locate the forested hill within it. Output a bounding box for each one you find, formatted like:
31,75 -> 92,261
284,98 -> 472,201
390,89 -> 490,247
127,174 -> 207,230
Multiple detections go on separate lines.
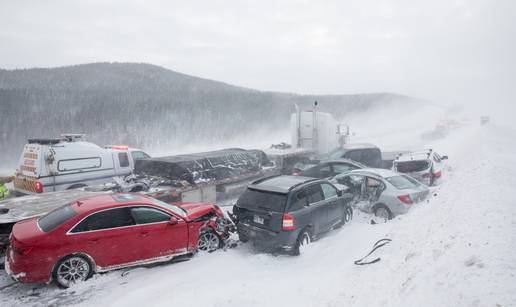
0,62 -> 419,166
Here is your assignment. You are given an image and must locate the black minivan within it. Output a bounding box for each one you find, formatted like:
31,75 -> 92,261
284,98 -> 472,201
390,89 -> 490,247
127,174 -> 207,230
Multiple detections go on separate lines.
231,175 -> 353,255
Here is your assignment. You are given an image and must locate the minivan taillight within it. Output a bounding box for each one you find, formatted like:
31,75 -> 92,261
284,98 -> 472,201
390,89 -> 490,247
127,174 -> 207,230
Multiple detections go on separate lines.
397,195 -> 413,205
433,170 -> 442,178
282,213 -> 296,231
35,181 -> 43,193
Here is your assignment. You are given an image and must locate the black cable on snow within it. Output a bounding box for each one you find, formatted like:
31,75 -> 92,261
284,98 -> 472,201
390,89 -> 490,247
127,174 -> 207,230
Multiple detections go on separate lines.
354,238 -> 392,265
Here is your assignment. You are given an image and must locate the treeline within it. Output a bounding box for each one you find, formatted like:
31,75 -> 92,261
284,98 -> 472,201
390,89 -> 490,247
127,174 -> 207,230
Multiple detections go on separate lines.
0,63 -> 418,167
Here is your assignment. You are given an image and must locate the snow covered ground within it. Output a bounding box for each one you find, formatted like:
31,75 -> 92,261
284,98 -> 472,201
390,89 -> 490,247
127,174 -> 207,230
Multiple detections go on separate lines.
1,111 -> 515,307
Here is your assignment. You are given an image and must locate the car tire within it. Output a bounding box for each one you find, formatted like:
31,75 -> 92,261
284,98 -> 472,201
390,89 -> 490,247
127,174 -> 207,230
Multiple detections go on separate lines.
292,229 -> 311,256
373,205 -> 392,223
53,255 -> 93,288
336,206 -> 353,228
197,230 -> 221,252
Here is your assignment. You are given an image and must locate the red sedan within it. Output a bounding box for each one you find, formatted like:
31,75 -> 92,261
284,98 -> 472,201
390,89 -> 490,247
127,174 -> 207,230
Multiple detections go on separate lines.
5,193 -> 228,288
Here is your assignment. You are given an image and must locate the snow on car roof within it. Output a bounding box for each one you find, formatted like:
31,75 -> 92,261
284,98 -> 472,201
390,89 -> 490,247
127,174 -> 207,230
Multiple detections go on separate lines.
341,143 -> 379,150
348,168 -> 399,178
250,175 -> 318,193
71,193 -> 151,213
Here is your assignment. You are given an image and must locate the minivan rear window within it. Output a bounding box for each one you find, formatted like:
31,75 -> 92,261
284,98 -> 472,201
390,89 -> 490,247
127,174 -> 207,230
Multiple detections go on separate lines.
237,189 -> 287,212
38,204 -> 78,232
395,160 -> 430,173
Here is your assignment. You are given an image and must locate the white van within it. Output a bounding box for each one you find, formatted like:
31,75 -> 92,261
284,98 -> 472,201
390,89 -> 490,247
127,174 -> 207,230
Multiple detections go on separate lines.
14,134 -> 150,194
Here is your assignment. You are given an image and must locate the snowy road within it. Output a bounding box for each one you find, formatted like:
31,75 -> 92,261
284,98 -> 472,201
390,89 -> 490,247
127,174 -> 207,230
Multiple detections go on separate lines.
1,121 -> 516,307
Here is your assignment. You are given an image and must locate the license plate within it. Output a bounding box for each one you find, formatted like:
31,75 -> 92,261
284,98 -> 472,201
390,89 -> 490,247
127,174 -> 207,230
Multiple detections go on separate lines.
253,215 -> 264,224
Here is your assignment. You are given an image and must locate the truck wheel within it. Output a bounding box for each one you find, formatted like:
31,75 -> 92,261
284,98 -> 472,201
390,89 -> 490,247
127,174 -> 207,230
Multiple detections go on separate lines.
197,230 -> 221,252
53,255 -> 93,288
292,229 -> 311,256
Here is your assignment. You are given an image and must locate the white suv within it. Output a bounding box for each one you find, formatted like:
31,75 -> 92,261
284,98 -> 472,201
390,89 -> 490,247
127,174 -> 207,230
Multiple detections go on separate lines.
392,150 -> 448,186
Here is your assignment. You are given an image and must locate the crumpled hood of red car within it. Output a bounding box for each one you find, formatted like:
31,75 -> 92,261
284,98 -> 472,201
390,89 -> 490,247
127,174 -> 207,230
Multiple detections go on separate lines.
174,202 -> 220,220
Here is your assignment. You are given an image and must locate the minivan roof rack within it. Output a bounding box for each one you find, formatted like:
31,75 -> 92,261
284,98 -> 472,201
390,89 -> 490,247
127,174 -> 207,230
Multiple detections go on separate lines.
61,134 -> 85,142
288,177 -> 319,191
28,138 -> 61,145
251,175 -> 282,185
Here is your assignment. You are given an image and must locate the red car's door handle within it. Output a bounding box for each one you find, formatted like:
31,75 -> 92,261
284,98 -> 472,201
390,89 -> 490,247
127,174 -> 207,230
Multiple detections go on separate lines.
89,239 -> 100,244
139,232 -> 149,237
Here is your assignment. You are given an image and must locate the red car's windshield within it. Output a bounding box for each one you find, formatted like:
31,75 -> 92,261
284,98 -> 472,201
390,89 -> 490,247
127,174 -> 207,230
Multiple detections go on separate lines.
151,198 -> 187,217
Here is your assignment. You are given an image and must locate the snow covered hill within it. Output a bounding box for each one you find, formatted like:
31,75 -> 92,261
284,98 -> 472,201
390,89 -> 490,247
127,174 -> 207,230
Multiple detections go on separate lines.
1,117 -> 515,307
0,63 -> 421,168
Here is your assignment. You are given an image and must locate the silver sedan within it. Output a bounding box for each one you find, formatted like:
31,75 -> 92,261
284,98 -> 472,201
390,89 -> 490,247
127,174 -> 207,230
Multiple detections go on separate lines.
331,168 -> 430,221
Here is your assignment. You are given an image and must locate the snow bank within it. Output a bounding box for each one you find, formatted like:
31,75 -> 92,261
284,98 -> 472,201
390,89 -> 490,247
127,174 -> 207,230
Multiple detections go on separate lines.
2,113 -> 515,307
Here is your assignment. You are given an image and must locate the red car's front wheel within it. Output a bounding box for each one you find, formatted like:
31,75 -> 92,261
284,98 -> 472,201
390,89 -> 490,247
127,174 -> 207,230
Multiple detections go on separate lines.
197,230 -> 221,252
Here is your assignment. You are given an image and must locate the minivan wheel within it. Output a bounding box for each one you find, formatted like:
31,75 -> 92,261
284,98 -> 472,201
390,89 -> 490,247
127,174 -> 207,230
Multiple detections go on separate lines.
53,255 -> 93,288
292,230 -> 311,256
336,206 -> 353,228
197,230 -> 221,252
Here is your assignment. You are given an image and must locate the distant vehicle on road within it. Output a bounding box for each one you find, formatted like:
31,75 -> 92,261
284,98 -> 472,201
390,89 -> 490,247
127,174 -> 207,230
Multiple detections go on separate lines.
332,169 -> 429,221
14,134 -> 150,195
392,150 -> 448,186
292,158 -> 366,178
231,175 -> 353,255
5,193 -> 229,288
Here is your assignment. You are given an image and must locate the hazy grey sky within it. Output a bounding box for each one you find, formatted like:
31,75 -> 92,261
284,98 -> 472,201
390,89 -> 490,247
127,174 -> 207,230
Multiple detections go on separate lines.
1,0 -> 515,111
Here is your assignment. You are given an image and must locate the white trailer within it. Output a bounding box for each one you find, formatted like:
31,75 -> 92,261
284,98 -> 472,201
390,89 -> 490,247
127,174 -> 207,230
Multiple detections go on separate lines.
290,102 -> 350,155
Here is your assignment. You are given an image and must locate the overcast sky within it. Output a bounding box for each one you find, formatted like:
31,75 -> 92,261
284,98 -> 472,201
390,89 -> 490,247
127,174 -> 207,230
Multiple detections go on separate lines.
1,0 -> 515,113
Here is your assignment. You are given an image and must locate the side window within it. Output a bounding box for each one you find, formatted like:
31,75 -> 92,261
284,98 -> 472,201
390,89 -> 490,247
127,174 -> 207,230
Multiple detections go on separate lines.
337,174 -> 364,187
332,163 -> 355,174
130,207 -> 170,224
58,157 -> 101,172
321,183 -> 338,199
363,149 -> 381,167
131,151 -> 150,160
118,152 -> 130,168
318,165 -> 332,177
289,190 -> 308,211
71,208 -> 134,233
344,150 -> 362,162
366,177 -> 382,188
306,184 -> 324,204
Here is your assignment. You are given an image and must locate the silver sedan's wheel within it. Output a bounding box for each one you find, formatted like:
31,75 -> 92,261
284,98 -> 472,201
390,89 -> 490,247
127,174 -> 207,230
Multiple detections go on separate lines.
198,231 -> 220,252
373,206 -> 391,223
55,256 -> 91,288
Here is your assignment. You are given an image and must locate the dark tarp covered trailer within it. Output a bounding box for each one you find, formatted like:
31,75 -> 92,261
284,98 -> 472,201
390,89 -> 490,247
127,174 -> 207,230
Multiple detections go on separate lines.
134,148 -> 271,184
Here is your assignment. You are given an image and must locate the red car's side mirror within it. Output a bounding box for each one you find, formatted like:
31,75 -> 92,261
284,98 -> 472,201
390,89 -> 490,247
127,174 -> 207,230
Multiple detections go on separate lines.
169,217 -> 179,225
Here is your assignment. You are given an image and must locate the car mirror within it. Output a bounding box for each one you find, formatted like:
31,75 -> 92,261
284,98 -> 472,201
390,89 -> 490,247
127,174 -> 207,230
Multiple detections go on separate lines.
441,155 -> 448,160
337,190 -> 343,197
169,216 -> 179,225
